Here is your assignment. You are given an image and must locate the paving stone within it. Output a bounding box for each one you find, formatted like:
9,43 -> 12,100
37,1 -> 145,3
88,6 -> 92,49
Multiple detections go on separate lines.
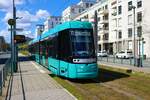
5,61 -> 76,100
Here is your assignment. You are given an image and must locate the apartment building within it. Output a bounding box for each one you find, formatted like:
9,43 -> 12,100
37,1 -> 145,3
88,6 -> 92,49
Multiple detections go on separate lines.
74,0 -> 109,53
62,0 -> 96,22
73,0 -> 150,58
109,0 -> 150,57
44,16 -> 62,31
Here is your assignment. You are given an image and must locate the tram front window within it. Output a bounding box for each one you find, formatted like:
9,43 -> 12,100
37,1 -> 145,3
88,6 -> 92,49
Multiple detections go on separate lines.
70,29 -> 95,58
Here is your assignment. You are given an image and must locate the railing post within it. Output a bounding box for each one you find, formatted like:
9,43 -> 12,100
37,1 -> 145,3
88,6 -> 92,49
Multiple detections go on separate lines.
107,56 -> 108,62
121,58 -> 123,64
113,56 -> 115,63
0,70 -> 2,96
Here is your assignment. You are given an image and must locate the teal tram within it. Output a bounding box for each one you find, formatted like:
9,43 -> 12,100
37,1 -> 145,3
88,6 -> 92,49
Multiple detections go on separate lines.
29,21 -> 98,79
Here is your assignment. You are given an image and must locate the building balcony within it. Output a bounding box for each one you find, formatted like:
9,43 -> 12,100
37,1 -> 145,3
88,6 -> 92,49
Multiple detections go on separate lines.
98,28 -> 109,34
99,19 -> 109,24
99,10 -> 109,15
98,39 -> 109,44
111,11 -> 117,16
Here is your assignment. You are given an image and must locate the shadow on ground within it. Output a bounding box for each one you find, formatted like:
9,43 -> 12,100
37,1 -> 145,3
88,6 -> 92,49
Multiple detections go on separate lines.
49,68 -> 130,84
18,56 -> 34,62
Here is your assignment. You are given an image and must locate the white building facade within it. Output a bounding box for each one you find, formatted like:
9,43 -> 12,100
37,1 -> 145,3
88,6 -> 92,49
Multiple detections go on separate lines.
108,0 -> 150,58
44,16 -> 62,31
62,0 -> 96,22
73,0 -> 150,58
74,0 -> 109,53
35,24 -> 44,37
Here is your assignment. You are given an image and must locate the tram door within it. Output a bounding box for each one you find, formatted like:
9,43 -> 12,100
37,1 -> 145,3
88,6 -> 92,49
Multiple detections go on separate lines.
45,41 -> 49,68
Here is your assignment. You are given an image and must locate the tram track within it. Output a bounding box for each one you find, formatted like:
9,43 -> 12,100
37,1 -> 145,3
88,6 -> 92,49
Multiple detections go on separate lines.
57,69 -> 144,100
64,79 -> 100,100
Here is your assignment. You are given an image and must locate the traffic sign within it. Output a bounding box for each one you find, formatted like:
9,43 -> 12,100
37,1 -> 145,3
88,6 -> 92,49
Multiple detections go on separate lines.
8,19 -> 15,26
14,35 -> 26,43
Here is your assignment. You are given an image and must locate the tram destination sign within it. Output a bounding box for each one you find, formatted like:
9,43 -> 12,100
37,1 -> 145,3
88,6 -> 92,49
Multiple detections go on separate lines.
14,35 -> 26,43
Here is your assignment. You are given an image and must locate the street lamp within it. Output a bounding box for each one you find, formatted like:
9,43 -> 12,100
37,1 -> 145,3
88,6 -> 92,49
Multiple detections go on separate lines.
130,5 -> 136,66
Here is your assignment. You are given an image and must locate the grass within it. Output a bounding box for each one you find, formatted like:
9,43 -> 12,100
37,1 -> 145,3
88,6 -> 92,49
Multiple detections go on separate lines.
50,66 -> 150,100
49,74 -> 87,100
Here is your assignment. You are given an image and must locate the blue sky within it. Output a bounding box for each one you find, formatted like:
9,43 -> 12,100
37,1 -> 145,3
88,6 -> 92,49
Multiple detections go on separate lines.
0,0 -> 80,43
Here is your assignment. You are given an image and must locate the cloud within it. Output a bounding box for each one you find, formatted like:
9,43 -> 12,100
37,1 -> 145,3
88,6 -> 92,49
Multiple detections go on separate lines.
3,9 -> 50,28
0,0 -> 24,12
4,9 -> 50,22
36,9 -> 50,19
1,9 -> 50,42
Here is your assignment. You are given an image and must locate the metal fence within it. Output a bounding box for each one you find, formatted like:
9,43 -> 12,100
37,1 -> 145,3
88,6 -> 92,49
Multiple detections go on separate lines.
98,56 -> 150,67
0,59 -> 12,96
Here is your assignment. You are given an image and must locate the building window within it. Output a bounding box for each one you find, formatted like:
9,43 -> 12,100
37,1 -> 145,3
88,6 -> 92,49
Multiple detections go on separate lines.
98,8 -> 101,12
98,17 -> 100,22
79,9 -> 81,13
103,14 -> 108,20
102,6 -> 105,10
137,0 -> 142,8
118,18 -> 122,27
90,4 -> 93,7
98,36 -> 101,41
137,12 -> 142,22
128,28 -> 132,37
103,34 -> 108,40
105,5 -> 108,9
71,8 -> 74,13
137,26 -> 142,37
128,15 -> 132,24
118,5 -> 122,14
118,31 -> 122,39
86,3 -> 89,8
128,1 -> 132,11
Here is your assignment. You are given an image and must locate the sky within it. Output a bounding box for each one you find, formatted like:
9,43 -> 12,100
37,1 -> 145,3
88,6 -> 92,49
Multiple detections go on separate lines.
0,0 -> 80,43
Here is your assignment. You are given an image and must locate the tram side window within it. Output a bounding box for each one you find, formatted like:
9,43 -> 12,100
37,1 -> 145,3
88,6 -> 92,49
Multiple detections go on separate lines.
52,36 -> 58,58
47,39 -> 53,57
33,45 -> 36,54
36,43 -> 39,54
58,30 -> 71,60
41,41 -> 47,56
47,36 -> 58,58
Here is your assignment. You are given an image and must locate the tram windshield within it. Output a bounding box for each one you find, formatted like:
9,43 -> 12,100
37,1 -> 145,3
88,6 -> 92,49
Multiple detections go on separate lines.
70,29 -> 95,58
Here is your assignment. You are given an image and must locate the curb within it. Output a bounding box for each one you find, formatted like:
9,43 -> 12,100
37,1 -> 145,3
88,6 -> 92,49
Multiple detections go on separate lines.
99,64 -> 132,73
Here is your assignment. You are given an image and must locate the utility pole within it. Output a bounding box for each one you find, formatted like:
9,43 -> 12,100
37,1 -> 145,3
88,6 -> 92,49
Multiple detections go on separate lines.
13,0 -> 18,72
131,6 -> 136,66
94,11 -> 98,56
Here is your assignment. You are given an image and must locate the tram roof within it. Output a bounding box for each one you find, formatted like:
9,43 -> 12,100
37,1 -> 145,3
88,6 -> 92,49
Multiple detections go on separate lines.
30,21 -> 92,44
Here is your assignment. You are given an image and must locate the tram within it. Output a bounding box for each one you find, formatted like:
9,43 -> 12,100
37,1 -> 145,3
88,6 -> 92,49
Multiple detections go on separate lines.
29,21 -> 98,79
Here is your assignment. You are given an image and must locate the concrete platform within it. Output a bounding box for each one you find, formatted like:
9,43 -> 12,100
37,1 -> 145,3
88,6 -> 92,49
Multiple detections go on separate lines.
4,61 -> 76,100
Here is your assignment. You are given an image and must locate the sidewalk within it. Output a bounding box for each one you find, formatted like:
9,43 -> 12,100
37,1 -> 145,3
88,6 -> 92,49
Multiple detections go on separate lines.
98,61 -> 150,74
4,60 -> 76,100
